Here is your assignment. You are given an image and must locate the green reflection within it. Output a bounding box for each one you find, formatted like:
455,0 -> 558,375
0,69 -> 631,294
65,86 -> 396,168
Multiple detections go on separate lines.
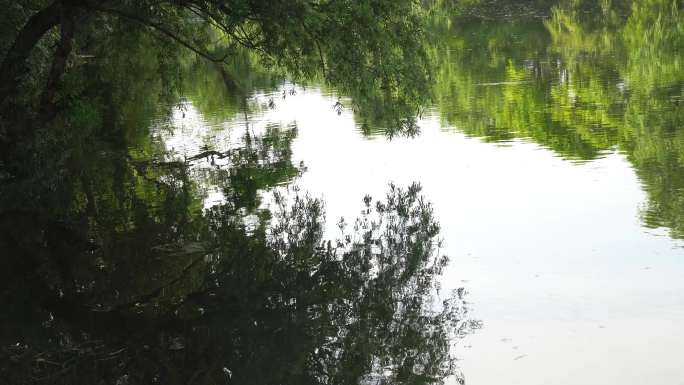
432,0 -> 683,237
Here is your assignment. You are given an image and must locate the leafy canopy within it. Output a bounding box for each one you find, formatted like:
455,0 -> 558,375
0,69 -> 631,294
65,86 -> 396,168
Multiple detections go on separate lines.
0,0 -> 433,134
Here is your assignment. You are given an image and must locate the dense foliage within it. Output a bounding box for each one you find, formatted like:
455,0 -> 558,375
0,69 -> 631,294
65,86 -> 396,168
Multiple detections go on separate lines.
0,0 -> 433,138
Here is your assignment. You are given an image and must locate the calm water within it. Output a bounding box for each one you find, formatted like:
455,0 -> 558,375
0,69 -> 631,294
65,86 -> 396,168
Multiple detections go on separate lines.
2,4 -> 683,385
154,11 -> 684,384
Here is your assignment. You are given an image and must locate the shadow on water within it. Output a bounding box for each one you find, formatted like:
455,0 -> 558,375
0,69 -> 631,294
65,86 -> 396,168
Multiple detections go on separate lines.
0,177 -> 477,384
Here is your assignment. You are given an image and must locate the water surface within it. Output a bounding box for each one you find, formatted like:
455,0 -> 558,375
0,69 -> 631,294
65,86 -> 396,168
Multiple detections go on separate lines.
2,2 -> 683,384
155,7 -> 684,383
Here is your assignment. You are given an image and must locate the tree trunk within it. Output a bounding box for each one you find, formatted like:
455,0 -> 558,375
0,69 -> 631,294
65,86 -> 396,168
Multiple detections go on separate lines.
39,4 -> 77,122
0,1 -> 62,106
216,62 -> 242,93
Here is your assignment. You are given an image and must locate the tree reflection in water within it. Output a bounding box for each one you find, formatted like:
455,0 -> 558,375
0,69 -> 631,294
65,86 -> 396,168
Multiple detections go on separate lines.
0,116 -> 477,384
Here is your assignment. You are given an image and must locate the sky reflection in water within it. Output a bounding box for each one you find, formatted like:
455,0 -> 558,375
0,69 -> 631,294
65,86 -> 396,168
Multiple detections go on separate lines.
161,80 -> 684,384
160,9 -> 684,378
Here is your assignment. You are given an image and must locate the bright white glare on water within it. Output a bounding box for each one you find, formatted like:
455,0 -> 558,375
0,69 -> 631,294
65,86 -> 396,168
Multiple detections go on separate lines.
160,84 -> 684,385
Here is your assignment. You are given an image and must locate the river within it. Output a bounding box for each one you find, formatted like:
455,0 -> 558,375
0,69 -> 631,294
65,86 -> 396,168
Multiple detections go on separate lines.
2,2 -> 682,384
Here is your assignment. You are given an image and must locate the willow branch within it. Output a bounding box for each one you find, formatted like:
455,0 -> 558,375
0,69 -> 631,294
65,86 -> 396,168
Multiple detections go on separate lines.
84,4 -> 228,63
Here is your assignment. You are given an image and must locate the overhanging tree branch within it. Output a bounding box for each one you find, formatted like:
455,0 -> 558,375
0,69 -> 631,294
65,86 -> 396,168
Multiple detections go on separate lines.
83,4 -> 229,64
0,0 -> 62,105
